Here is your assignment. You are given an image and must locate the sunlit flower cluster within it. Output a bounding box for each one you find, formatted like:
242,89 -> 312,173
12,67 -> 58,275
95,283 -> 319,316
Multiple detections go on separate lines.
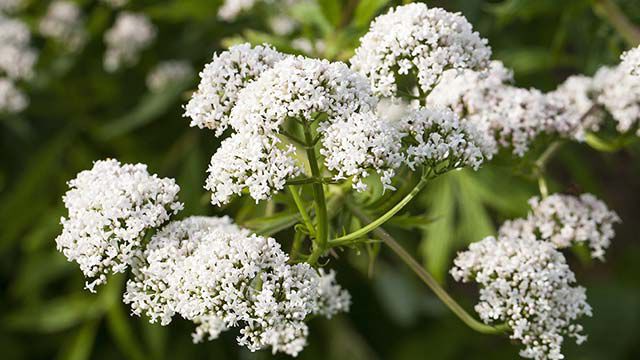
592,64 -> 640,135
184,43 -> 286,135
39,0 -> 87,52
56,159 -> 183,292
0,14 -> 37,80
499,194 -> 620,260
146,60 -> 193,92
350,3 -> 491,98
451,235 -> 592,360
621,45 -> 640,76
125,216 -> 350,356
104,12 -> 156,72
0,77 -> 26,113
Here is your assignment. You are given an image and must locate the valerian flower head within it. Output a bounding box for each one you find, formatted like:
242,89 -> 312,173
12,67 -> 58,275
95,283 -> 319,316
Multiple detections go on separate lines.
593,64 -> 640,135
401,107 -> 492,172
544,75 -> 603,141
0,77 -> 27,113
205,132 -> 302,205
56,159 -> 183,292
184,43 -> 287,135
39,1 -> 87,52
620,45 -> 640,76
0,14 -> 37,80
451,235 -> 592,360
146,60 -> 193,92
124,216 -> 350,357
499,194 -> 620,260
103,12 -> 156,72
350,3 -> 491,98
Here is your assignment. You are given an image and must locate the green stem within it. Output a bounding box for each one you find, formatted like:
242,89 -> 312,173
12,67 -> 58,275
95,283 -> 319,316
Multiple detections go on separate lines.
347,203 -> 508,335
330,172 -> 431,246
288,185 -> 316,237
593,0 -> 640,46
304,123 -> 329,265
290,231 -> 305,261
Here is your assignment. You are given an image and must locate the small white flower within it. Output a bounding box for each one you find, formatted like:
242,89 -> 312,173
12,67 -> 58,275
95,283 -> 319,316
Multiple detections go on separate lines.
620,45 -> 640,77
125,216 -> 350,356
56,159 -> 183,292
184,43 -> 286,135
146,60 -> 193,92
451,234 -> 592,360
500,194 -> 620,260
401,107 -> 491,172
350,3 -> 491,98
217,0 -> 258,21
0,77 -> 27,113
39,1 -> 87,52
205,132 -> 302,205
593,64 -> 640,135
0,14 -> 37,80
103,12 -> 156,72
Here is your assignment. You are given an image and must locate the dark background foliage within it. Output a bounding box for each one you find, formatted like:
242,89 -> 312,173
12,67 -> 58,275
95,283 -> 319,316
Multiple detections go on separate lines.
1,0 -> 639,359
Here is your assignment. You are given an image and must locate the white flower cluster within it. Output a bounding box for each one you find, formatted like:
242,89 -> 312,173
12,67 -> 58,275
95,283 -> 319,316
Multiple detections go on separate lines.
621,45 -> 640,76
499,194 -> 620,260
56,159 -> 183,292
184,43 -> 286,135
0,14 -> 37,80
103,12 -> 156,72
205,132 -> 301,205
146,60 -> 193,92
0,77 -> 26,113
124,216 -> 350,356
401,107 -> 492,172
39,1 -> 87,52
217,0 -> 258,21
350,3 -> 491,98
592,64 -> 640,135
100,0 -> 128,9
451,235 -> 592,360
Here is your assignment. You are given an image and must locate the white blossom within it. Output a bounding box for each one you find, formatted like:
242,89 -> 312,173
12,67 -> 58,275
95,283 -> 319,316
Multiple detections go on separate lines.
499,194 -> 620,260
217,0 -> 258,21
620,45 -> 640,76
350,3 -> 491,98
593,64 -> 640,135
0,15 -> 37,80
544,75 -> 603,140
146,60 -> 193,92
56,159 -> 183,292
320,111 -> 405,191
124,216 -> 350,356
0,77 -> 27,113
184,43 -> 286,135
103,12 -> 156,72
205,132 -> 302,205
269,15 -> 297,36
39,0 -> 87,52
451,235 -> 592,360
401,107 -> 491,172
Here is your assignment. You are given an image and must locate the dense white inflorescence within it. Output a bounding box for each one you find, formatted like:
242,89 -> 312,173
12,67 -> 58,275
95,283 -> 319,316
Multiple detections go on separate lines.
56,159 -> 183,292
320,111 -> 405,191
401,107 -> 491,171
544,75 -> 603,140
499,194 -> 620,260
146,60 -> 193,92
124,216 -> 350,356
621,45 -> 640,76
103,12 -> 156,72
0,77 -> 27,113
451,235 -> 592,360
593,64 -> 640,135
184,43 -> 286,135
350,3 -> 491,98
205,132 -> 301,205
39,1 -> 87,52
0,15 -> 37,80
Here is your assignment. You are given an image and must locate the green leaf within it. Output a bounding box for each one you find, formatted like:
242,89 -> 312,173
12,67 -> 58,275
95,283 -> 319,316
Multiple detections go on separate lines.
57,321 -> 99,360
353,0 -> 389,29
106,301 -> 146,360
455,171 -> 495,244
318,0 -> 342,27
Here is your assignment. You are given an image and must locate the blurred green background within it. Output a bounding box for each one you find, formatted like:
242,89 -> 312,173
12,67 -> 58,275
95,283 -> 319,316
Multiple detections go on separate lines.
1,0 -> 639,359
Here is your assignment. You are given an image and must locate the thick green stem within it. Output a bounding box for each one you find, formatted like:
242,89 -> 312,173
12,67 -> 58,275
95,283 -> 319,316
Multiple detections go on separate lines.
288,185 -> 316,237
347,203 -> 508,335
303,124 -> 329,265
593,0 -> 640,46
330,172 -> 431,246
